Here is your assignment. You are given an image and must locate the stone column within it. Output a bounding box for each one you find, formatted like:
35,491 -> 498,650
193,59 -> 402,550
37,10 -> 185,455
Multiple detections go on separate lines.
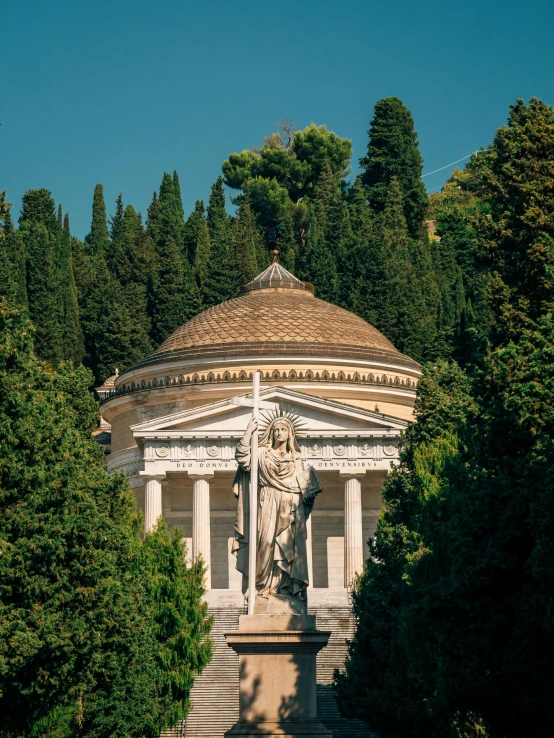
189,472 -> 214,590
141,474 -> 165,533
341,471 -> 366,587
306,514 -> 314,588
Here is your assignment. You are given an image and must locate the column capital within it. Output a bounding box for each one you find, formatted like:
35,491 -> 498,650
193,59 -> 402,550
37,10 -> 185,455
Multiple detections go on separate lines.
339,469 -> 366,479
139,472 -> 166,481
188,471 -> 215,480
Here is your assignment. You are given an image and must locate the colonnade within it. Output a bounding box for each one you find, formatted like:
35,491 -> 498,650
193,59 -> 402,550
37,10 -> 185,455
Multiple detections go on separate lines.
140,470 -> 366,589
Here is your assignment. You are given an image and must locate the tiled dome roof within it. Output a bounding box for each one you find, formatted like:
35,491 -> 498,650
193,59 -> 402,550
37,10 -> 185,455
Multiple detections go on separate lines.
132,262 -> 418,371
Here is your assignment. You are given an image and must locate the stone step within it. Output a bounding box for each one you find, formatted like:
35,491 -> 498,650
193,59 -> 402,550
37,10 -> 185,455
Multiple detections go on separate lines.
161,604 -> 376,738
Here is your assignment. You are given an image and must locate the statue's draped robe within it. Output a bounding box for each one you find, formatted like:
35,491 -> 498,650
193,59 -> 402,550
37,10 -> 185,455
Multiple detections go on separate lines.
232,436 -> 315,601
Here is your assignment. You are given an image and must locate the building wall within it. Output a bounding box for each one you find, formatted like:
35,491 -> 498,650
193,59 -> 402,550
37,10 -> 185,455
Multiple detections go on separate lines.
161,469 -> 382,591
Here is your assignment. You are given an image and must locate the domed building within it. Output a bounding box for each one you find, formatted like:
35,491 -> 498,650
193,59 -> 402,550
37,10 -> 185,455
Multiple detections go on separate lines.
100,260 -> 420,735
100,260 -> 420,596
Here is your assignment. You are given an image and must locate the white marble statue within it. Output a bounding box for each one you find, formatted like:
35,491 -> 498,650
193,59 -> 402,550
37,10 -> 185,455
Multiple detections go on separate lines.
232,415 -> 322,608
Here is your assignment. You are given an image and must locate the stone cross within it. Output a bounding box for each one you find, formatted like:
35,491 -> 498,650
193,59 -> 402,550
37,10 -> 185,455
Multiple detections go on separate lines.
232,372 -> 275,615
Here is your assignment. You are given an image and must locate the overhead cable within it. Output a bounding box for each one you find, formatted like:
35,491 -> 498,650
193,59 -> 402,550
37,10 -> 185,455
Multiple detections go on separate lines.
422,151 -> 481,178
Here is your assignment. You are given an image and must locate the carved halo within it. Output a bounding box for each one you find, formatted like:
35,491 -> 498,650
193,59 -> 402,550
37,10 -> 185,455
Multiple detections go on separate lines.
258,404 -> 308,439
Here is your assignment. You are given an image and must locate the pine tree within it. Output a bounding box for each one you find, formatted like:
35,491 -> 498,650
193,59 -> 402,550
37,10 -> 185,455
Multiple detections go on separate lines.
361,97 -> 428,237
88,183 -> 110,254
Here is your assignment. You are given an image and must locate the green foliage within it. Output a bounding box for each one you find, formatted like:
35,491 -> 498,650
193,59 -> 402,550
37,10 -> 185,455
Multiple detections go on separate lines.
203,177 -> 235,306
87,184 -> 109,254
185,199 -> 209,266
56,213 -> 85,365
335,361 -> 479,738
0,304 -> 212,735
222,123 -> 352,228
233,189 -> 262,290
147,175 -> 197,344
0,205 -> 28,312
22,220 -> 62,362
361,97 -> 428,237
0,303 -> 160,736
94,278 -> 153,382
189,202 -> 212,295
338,97 -> 554,738
141,521 -> 213,729
275,214 -> 297,272
350,179 -> 430,361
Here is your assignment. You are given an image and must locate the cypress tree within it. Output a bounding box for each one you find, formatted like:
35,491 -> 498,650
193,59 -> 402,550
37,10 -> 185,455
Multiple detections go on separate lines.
150,234 -> 189,346
275,214 -> 297,272
172,169 -> 186,245
233,190 -> 260,290
347,175 -> 374,244
56,213 -> 84,364
0,207 -> 28,312
0,304 -> 162,736
108,193 -> 125,265
339,99 -> 554,738
311,161 -> 352,305
19,188 -> 58,232
361,97 -> 428,237
20,190 -> 62,362
185,199 -> 208,265
398,98 -> 554,738
203,177 -> 234,306
298,209 -> 340,304
109,204 -> 154,292
335,361 -> 478,738
94,276 -> 153,381
88,183 -> 110,254
141,520 -> 213,730
158,172 -> 185,250
352,179 -> 427,360
191,206 -> 212,295
429,235 -> 465,357
408,235 -> 442,356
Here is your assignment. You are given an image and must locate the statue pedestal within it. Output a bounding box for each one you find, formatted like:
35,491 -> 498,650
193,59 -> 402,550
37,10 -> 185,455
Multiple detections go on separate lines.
224,614 -> 332,738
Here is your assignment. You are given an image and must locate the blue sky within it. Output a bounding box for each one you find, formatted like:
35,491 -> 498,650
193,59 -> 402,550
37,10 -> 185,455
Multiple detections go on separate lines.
2,0 -> 553,238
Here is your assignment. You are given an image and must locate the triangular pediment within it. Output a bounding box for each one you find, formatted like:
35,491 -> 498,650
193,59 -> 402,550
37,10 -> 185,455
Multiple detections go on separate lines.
130,387 -> 409,439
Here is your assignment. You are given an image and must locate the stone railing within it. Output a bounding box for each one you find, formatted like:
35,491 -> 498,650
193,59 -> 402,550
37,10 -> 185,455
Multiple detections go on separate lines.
98,367 -> 418,405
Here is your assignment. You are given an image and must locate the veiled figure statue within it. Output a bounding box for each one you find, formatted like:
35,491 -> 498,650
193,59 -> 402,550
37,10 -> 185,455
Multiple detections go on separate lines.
232,414 -> 322,609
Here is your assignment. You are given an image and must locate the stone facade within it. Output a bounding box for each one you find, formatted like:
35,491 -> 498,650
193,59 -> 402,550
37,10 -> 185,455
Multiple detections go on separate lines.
100,262 -> 421,601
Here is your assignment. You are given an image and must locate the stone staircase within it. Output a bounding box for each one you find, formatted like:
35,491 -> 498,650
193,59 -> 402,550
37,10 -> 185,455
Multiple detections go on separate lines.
161,602 -> 375,738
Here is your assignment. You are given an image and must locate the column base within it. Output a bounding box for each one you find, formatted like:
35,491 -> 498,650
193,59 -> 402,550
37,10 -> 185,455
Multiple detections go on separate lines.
225,719 -> 331,738
224,615 -> 331,738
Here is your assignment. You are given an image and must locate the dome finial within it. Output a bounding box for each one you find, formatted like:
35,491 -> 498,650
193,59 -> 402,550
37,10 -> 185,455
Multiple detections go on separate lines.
271,249 -> 279,264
